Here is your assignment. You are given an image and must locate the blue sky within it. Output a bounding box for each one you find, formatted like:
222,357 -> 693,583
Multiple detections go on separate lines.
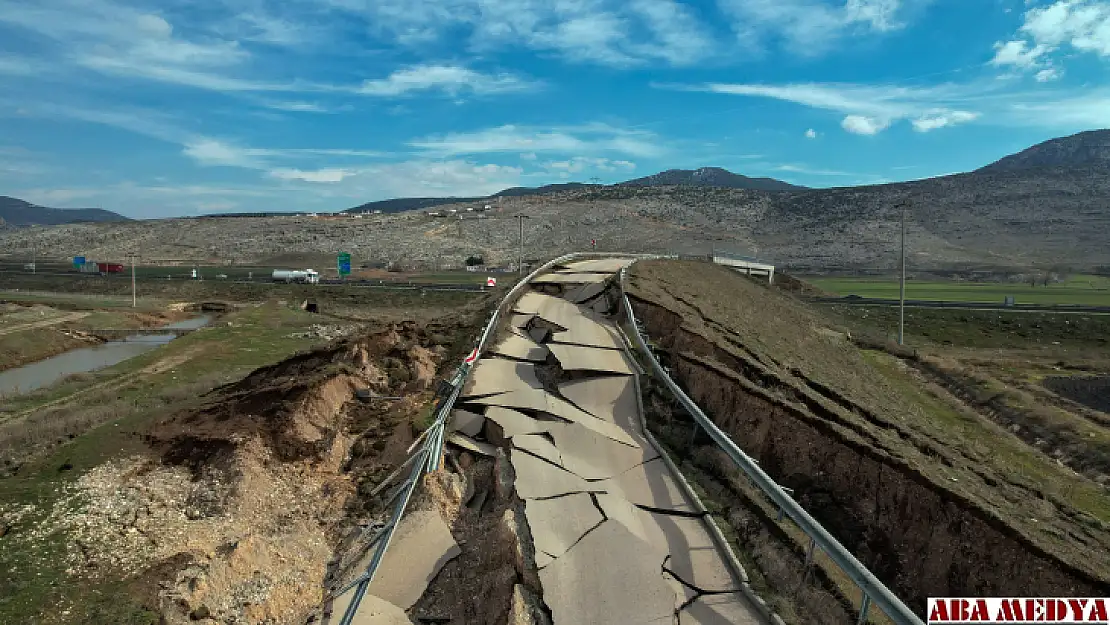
1,0 -> 1109,217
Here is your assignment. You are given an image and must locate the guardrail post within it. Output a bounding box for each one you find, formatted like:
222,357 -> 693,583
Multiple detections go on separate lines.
857,593 -> 873,625
795,537 -> 817,595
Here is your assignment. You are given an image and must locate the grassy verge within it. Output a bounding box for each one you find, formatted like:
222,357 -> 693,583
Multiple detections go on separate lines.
806,276 -> 1110,306
859,349 -> 1110,520
0,304 -> 330,624
820,304 -> 1110,349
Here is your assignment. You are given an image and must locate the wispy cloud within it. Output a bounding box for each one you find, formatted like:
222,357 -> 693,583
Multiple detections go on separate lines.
261,101 -> 333,113
269,168 -> 357,183
409,123 -> 664,158
357,65 -> 540,96
542,157 -> 637,175
329,0 -> 718,68
718,0 -> 914,55
182,138 -> 270,169
0,56 -> 40,75
910,109 -> 979,132
683,81 -> 982,135
284,160 -> 527,198
774,163 -> 855,176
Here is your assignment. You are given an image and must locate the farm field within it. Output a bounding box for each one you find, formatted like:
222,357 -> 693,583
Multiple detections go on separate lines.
806,275 -> 1110,306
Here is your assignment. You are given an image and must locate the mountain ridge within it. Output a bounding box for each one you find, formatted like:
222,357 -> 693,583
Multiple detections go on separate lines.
0,196 -> 130,226
618,166 -> 807,191
978,129 -> 1110,173
343,168 -> 798,213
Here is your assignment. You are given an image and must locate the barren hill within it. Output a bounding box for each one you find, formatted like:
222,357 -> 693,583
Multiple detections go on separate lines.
3,131 -> 1109,272
978,129 -> 1110,173
620,166 -> 805,191
0,196 -> 129,226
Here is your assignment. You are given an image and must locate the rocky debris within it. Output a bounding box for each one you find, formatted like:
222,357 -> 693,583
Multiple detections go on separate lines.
287,324 -> 358,341
1,319 -> 472,625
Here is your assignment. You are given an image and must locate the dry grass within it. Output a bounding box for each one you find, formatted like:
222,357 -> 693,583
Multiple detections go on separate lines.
0,373 -> 229,469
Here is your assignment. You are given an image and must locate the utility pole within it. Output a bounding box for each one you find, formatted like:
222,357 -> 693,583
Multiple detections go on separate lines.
515,214 -> 531,274
896,200 -> 910,345
128,251 -> 138,307
31,241 -> 36,274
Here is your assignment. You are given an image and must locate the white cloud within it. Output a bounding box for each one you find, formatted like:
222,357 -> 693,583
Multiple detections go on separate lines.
690,82 -> 984,135
182,139 -> 269,169
910,110 -> 979,132
1035,67 -> 1063,81
841,115 -> 890,135
990,40 -> 1050,68
269,168 -> 356,183
805,128 -> 817,138
1022,0 -> 1110,56
410,124 -> 663,158
357,65 -> 539,96
990,1 -> 1110,77
520,152 -> 537,161
718,0 -> 911,55
543,157 -> 637,173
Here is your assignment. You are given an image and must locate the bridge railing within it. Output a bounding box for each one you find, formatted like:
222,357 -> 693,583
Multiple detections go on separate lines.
617,264 -> 923,625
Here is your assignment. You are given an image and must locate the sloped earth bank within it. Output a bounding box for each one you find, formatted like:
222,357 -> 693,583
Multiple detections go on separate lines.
626,260 -> 1110,618
6,317 -> 477,624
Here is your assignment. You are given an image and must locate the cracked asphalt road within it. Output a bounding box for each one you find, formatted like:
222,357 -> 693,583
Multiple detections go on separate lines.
460,257 -> 765,625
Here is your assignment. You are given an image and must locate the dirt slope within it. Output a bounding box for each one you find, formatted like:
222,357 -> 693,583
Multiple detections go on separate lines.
1,309 -> 485,624
627,260 -> 1110,614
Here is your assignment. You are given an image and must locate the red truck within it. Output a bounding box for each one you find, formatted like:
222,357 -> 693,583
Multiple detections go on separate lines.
97,262 -> 125,274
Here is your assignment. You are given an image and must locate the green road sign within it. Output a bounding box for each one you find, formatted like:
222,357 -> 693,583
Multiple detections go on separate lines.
337,252 -> 351,276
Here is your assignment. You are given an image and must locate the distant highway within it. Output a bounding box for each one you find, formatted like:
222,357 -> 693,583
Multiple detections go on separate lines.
0,269 -> 488,293
809,295 -> 1110,314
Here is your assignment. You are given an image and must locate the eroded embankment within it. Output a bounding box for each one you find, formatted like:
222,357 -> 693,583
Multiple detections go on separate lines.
19,319 -> 469,624
626,263 -> 1110,616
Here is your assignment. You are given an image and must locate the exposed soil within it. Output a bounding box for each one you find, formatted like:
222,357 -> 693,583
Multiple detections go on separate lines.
627,260 -> 1110,617
640,378 -> 855,625
1044,375 -> 1110,414
407,453 -> 539,625
0,308 -> 493,624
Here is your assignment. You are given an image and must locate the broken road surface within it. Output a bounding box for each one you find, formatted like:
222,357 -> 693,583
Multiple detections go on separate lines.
452,258 -> 765,625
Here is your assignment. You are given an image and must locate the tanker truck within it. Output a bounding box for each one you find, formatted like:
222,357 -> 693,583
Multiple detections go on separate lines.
271,269 -> 320,284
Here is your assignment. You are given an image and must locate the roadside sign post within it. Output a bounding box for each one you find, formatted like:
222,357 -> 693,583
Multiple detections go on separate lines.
127,252 -> 138,307
337,252 -> 351,279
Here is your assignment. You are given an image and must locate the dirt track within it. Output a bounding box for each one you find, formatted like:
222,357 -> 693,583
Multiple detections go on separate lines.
0,311 -> 89,336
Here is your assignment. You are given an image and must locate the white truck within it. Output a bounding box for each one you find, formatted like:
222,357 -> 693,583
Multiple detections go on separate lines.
272,269 -> 320,284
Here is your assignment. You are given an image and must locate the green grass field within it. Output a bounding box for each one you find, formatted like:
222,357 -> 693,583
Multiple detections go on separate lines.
806,275 -> 1110,306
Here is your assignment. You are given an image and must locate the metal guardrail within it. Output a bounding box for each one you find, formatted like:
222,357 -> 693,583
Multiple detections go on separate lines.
330,252 -> 583,623
617,265 -> 924,625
